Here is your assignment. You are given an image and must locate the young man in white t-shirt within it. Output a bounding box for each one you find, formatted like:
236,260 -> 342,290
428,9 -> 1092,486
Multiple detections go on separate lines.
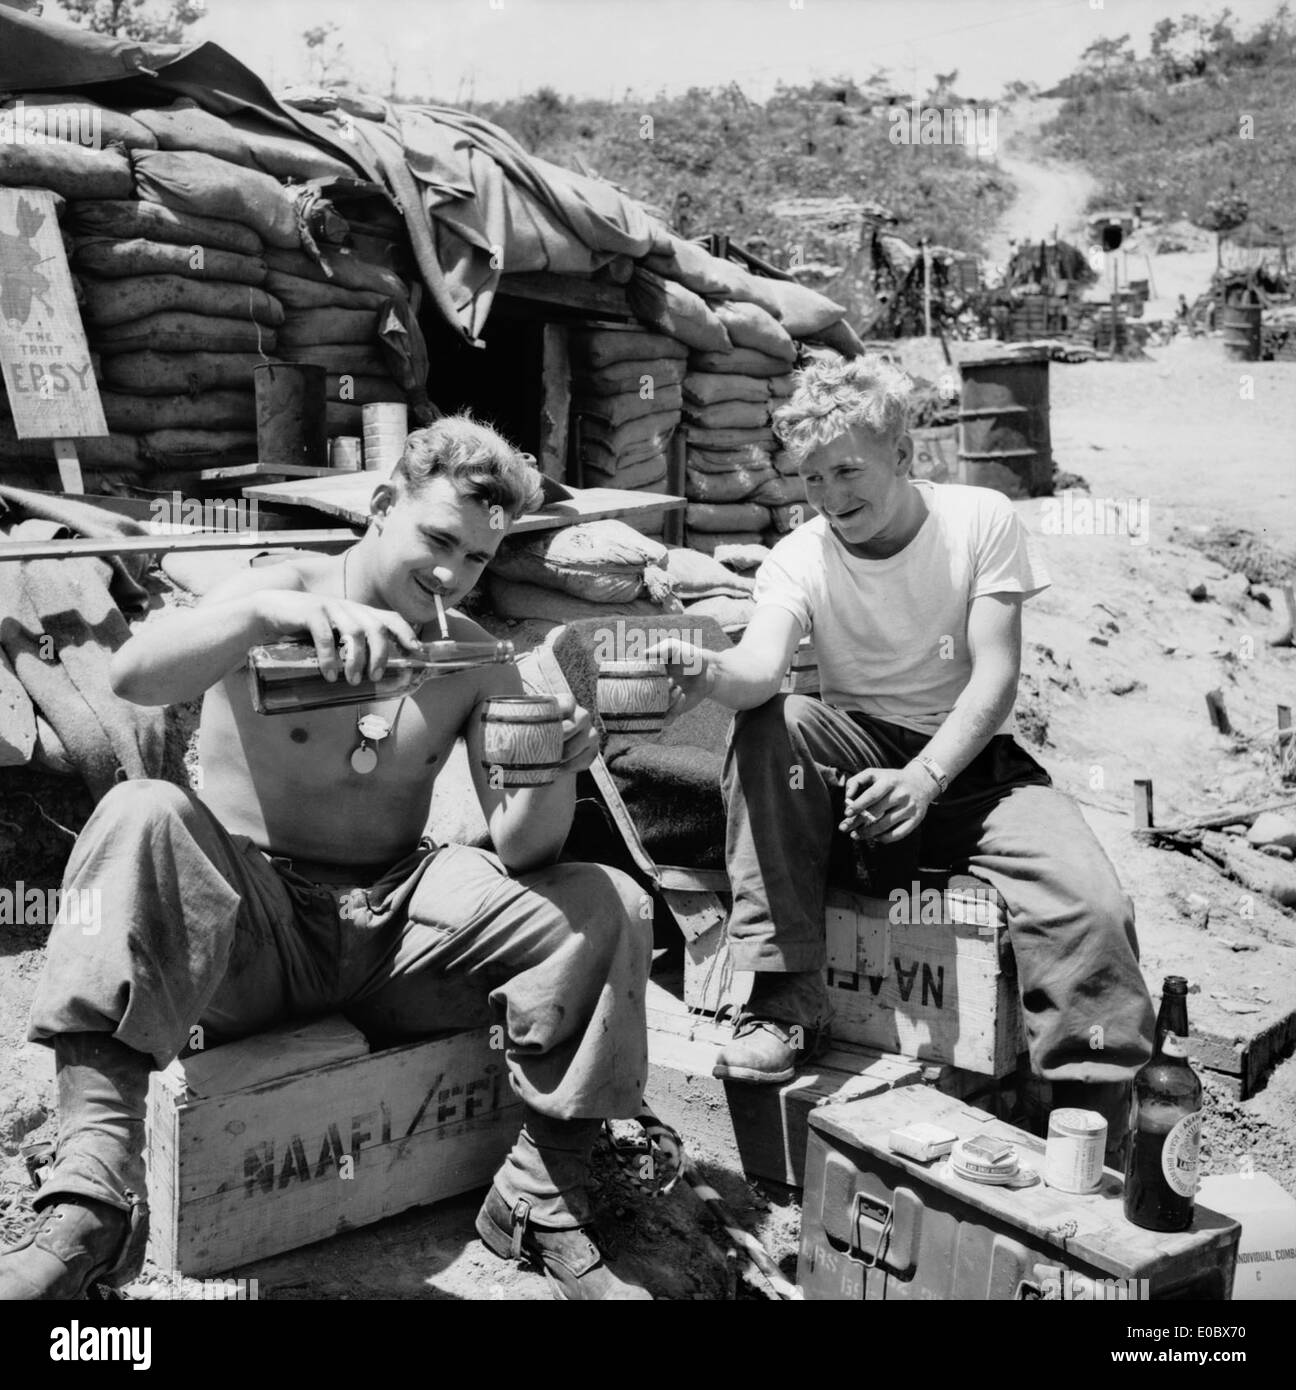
652,353 -> 1153,1151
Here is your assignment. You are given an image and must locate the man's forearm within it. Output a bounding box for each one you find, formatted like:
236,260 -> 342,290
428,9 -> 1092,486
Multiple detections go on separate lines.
490,775 -> 577,873
915,671 -> 1018,786
706,647 -> 786,710
111,596 -> 269,706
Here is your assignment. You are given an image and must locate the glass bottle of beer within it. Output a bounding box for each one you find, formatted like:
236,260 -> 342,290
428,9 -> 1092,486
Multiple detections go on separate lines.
247,638 -> 515,714
1122,975 -> 1203,1232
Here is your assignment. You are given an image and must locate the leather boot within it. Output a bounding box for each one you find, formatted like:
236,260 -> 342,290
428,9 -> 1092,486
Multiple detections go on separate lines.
0,1032 -> 151,1301
712,971 -> 829,1083
477,1111 -> 651,1300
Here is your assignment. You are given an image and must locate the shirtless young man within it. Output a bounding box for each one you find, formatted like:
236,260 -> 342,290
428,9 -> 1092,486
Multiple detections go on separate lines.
0,417 -> 652,1302
651,354 -> 1153,1156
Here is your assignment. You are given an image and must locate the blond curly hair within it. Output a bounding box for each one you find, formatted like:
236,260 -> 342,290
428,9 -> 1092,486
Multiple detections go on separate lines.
773,351 -> 915,465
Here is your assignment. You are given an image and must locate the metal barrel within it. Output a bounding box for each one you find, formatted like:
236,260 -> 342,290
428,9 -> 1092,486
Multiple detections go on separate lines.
1220,303 -> 1261,362
254,362 -> 327,467
956,348 -> 1054,498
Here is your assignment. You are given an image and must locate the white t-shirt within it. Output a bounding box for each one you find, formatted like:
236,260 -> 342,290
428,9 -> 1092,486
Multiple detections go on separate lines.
753,481 -> 1050,735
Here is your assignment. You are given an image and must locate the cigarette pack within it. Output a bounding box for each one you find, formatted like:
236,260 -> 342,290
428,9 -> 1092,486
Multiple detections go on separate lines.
887,1122 -> 958,1163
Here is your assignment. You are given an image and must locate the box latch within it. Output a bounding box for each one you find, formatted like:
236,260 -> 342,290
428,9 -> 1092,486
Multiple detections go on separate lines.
846,1190 -> 895,1269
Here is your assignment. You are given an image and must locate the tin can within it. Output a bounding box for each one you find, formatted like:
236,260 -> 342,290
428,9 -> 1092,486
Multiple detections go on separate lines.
330,436 -> 363,471
1044,1107 -> 1107,1193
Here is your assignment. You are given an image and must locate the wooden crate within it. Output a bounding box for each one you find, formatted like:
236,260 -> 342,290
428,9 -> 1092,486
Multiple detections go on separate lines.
825,885 -> 1024,1077
680,882 -> 1024,1079
780,635 -> 820,695
146,1017 -> 521,1277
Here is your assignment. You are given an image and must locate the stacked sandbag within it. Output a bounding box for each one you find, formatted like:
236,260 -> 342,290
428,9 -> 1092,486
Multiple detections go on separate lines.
659,545 -> 757,632
262,245 -> 413,434
681,343 -> 798,553
570,328 -> 687,530
616,233 -> 860,551
486,520 -> 683,623
128,121 -> 410,457
67,198 -> 276,472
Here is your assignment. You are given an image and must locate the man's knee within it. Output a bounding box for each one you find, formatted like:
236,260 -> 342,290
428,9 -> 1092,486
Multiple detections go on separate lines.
88,778 -> 203,838
561,863 -> 653,959
733,692 -> 824,744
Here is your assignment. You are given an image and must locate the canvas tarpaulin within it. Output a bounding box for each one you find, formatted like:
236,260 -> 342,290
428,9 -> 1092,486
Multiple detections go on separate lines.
0,8 -> 373,182
351,104 -> 664,346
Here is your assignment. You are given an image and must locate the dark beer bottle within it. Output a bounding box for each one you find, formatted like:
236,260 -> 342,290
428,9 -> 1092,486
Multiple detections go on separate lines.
1122,976 -> 1203,1232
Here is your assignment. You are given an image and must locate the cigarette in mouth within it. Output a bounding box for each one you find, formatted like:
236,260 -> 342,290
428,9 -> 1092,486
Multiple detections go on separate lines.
433,592 -> 449,640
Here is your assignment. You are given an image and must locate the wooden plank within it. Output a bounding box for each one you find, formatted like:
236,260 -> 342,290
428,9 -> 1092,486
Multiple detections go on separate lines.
538,321 -> 571,483
243,474 -> 684,532
497,271 -> 634,319
52,439 -> 82,493
0,188 -> 106,440
683,916 -> 750,1014
658,866 -> 730,894
0,646 -> 36,767
661,887 -> 727,945
0,528 -> 356,564
189,464 -> 336,483
146,1026 -> 521,1277
170,1016 -> 370,1100
663,428 -> 686,547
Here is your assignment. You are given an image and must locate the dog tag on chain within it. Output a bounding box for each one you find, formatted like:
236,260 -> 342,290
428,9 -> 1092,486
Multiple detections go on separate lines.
350,713 -> 392,774
350,744 -> 379,774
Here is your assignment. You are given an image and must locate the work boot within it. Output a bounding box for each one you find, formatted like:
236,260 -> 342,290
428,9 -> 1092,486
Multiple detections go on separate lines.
712,970 -> 829,1083
0,1198 -> 142,1301
476,1112 -> 651,1300
0,1032 -> 151,1301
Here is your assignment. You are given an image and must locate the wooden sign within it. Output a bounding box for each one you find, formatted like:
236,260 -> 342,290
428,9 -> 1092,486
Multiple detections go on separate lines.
0,186 -> 105,487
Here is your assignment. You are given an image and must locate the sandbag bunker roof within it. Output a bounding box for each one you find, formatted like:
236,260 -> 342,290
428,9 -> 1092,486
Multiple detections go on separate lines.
0,6 -> 858,357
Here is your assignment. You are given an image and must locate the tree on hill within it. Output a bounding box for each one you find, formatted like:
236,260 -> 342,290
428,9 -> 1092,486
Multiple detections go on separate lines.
1079,32 -> 1136,84
303,22 -> 349,86
57,0 -> 205,44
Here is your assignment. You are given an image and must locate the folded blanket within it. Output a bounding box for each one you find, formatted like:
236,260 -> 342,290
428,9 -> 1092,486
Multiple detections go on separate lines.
552,614 -> 736,869
0,513 -> 170,799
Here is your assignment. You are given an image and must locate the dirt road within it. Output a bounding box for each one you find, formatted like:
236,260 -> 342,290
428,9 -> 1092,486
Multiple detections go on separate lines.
984,99 -> 1097,269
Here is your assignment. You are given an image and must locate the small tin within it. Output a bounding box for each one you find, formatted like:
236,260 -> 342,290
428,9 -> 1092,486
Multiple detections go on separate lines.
1044,1107 -> 1107,1193
330,436 -> 363,471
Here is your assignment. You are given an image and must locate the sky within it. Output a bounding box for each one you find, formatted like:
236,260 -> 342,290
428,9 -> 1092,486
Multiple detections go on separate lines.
181,0 -> 1288,104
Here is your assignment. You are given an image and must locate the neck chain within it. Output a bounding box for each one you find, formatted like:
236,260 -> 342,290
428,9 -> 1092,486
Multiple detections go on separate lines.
342,545 -> 410,775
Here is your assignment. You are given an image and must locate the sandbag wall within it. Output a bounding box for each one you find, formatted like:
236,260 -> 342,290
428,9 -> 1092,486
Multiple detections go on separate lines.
0,95 -> 412,489
570,327 -> 686,535
570,237 -> 863,553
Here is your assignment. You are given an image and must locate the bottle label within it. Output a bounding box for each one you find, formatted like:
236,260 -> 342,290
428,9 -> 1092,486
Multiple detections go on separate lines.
1161,1112 -> 1201,1197
1161,1032 -> 1188,1058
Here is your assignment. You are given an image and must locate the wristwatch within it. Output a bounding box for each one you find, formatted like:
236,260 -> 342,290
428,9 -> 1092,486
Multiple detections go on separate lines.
913,754 -> 949,796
